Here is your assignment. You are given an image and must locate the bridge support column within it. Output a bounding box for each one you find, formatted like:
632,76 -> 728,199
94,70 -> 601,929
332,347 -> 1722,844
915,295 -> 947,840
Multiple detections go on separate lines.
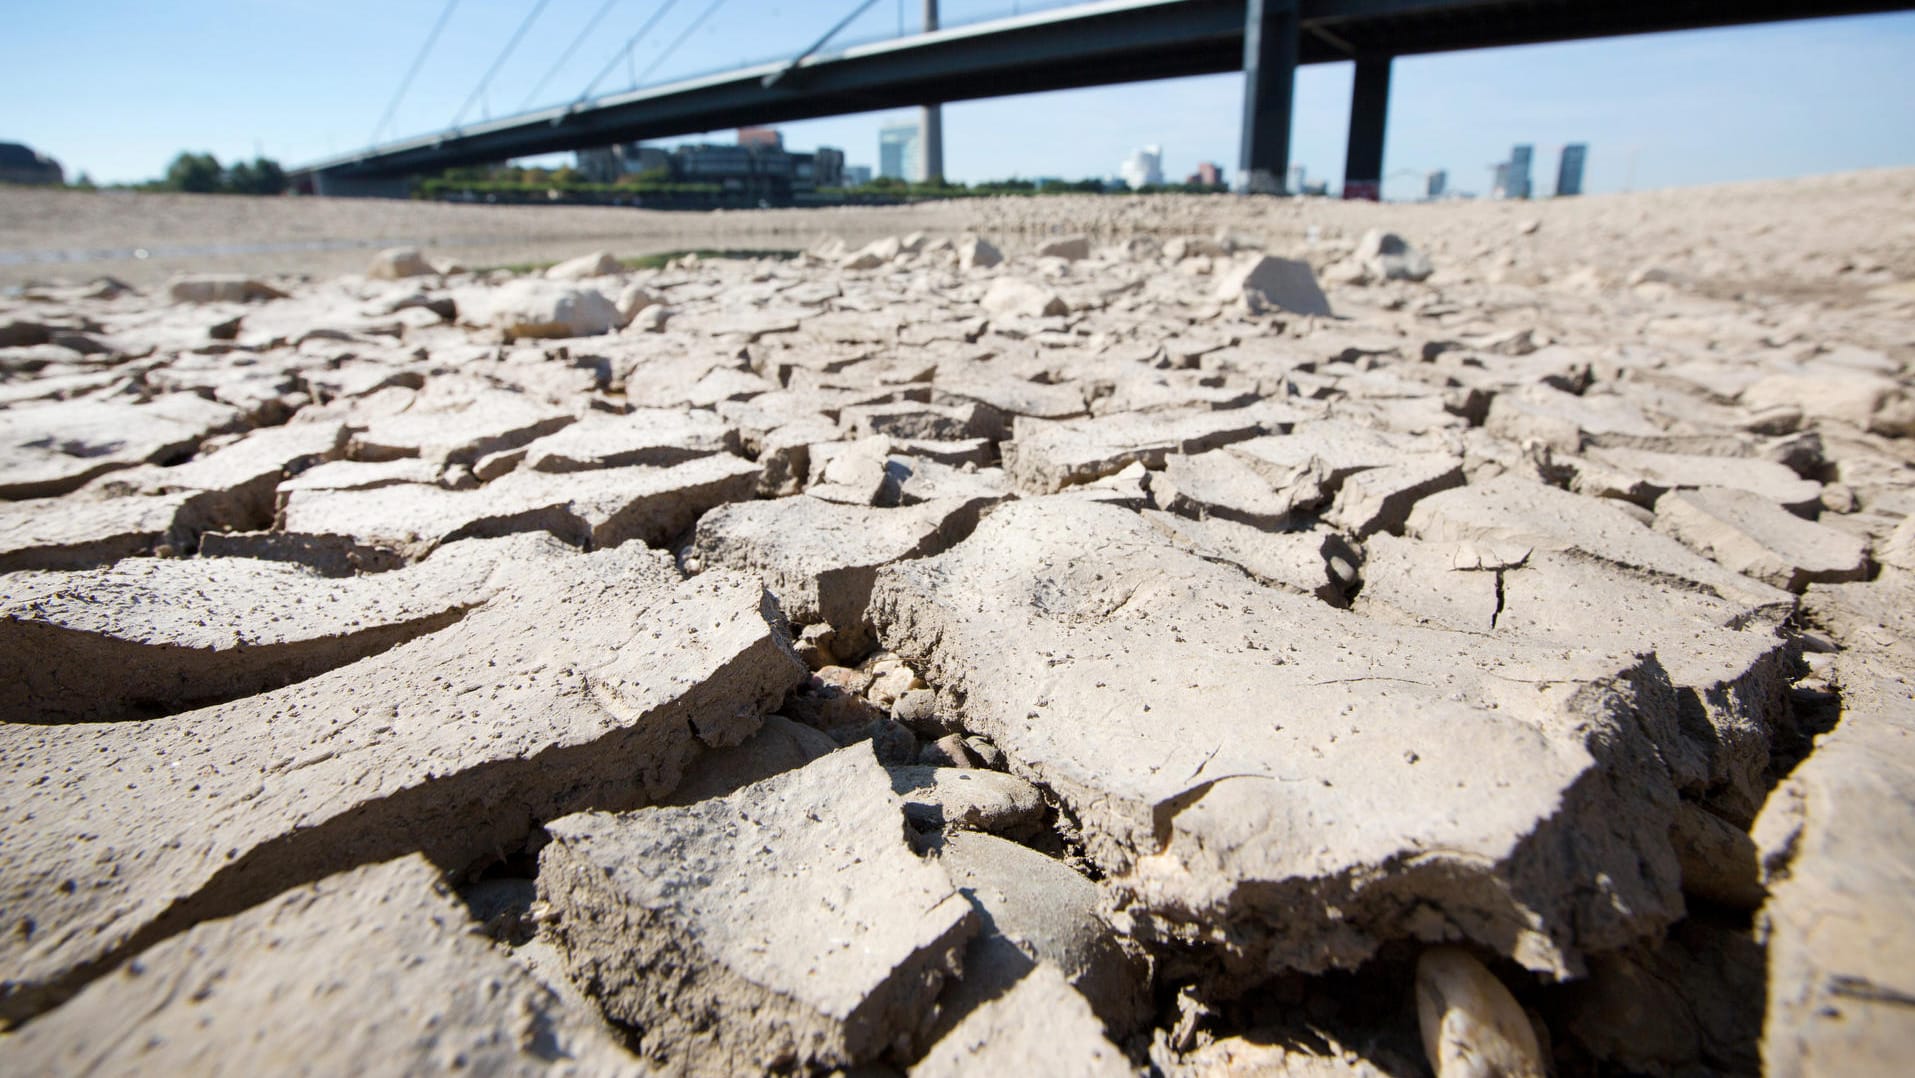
921,0 -> 944,184
1341,54 -> 1391,200
1238,0 -> 1298,195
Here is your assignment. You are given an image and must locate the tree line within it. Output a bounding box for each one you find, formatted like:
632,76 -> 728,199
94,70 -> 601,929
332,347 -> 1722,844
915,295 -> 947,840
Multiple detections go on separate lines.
63,151 -> 292,195
152,152 -> 288,195
415,163 -> 1227,204
68,153 -> 1225,201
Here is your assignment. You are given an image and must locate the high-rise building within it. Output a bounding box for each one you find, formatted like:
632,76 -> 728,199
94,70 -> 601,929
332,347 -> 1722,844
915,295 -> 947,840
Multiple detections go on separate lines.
844,165 -> 873,187
575,141 -> 671,184
1556,143 -> 1588,197
808,146 -> 845,189
632,146 -> 671,175
879,119 -> 922,182
1186,161 -> 1223,187
573,139 -> 845,201
1119,146 -> 1164,190
1507,144 -> 1534,199
1490,162 -> 1512,199
1426,169 -> 1448,199
574,146 -> 622,185
1287,164 -> 1307,194
738,126 -> 783,149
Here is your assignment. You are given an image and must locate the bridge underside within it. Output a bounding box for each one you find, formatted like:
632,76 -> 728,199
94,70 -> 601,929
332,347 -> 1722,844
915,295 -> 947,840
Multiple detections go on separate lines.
301,0 -> 1914,195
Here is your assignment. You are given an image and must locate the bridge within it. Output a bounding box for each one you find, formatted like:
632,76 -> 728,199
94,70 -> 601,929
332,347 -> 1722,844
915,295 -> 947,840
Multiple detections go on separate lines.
298,0 -> 1914,198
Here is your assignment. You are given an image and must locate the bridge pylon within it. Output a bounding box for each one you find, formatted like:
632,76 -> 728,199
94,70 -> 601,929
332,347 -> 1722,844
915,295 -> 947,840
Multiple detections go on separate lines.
1341,54 -> 1392,200
1238,0 -> 1297,195
921,0 -> 944,184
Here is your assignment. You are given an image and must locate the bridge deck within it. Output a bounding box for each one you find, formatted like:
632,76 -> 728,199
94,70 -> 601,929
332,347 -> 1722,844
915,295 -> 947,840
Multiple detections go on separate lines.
300,0 -> 1911,182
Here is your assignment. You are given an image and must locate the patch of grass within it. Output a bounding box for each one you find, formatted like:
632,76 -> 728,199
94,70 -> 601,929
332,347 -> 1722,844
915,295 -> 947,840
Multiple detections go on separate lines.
475,248 -> 797,275
479,259 -> 559,275
619,248 -> 798,271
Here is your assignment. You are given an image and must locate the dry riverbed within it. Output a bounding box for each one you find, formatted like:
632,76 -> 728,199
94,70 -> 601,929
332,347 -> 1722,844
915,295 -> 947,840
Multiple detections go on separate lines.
1,173 -> 1912,1075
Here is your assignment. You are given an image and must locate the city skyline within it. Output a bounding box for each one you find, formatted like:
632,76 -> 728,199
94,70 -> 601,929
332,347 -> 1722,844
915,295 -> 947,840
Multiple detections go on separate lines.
4,3 -> 1913,199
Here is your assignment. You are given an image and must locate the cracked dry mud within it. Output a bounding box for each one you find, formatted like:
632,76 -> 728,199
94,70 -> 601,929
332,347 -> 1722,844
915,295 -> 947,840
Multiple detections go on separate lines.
3,171 -> 1913,1076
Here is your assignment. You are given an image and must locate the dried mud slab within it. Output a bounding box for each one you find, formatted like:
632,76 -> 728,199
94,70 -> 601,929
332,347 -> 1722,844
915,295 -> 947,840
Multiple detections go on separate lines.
344,380 -> 575,465
1144,512 -> 1358,605
0,855 -> 639,1075
0,393 -> 247,500
1004,406 -> 1295,493
1753,659 -> 1915,1077
1580,445 -> 1824,511
1406,473 -> 1793,610
1151,447 -> 1313,528
910,963 -> 1132,1078
0,548 -> 804,1025
278,454 -> 761,559
0,533 -> 562,722
0,489 -> 219,572
477,407 -> 738,478
1323,451 -> 1466,537
871,497 -> 1685,987
690,494 -> 995,645
98,420 -> 350,528
539,745 -> 975,1074
1655,485 -> 1870,592
930,829 -> 1152,1038
1802,571 -> 1915,670
1356,536 -> 1795,819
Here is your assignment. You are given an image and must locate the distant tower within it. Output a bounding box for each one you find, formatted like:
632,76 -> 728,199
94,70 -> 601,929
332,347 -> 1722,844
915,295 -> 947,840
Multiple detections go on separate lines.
1287,164 -> 1306,194
1508,144 -> 1534,199
1556,143 -> 1588,197
1120,146 -> 1164,189
1426,169 -> 1447,199
879,118 -> 922,182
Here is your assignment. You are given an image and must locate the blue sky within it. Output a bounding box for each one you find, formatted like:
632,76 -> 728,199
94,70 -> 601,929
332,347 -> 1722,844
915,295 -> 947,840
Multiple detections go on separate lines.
5,1 -> 1913,199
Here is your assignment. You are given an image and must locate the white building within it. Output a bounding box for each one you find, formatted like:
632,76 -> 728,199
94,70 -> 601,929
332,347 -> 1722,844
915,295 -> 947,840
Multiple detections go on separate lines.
879,119 -> 922,183
1119,145 -> 1163,190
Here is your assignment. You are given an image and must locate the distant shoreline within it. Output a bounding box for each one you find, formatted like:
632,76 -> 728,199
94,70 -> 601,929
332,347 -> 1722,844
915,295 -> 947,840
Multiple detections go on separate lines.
3,167 -> 1911,291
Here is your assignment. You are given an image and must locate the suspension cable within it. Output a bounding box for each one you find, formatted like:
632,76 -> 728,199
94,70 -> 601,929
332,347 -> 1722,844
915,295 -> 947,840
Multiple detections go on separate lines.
629,0 -> 728,91
574,0 -> 686,105
520,0 -> 625,110
451,0 -> 553,127
371,0 -> 463,144
764,0 -> 883,88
